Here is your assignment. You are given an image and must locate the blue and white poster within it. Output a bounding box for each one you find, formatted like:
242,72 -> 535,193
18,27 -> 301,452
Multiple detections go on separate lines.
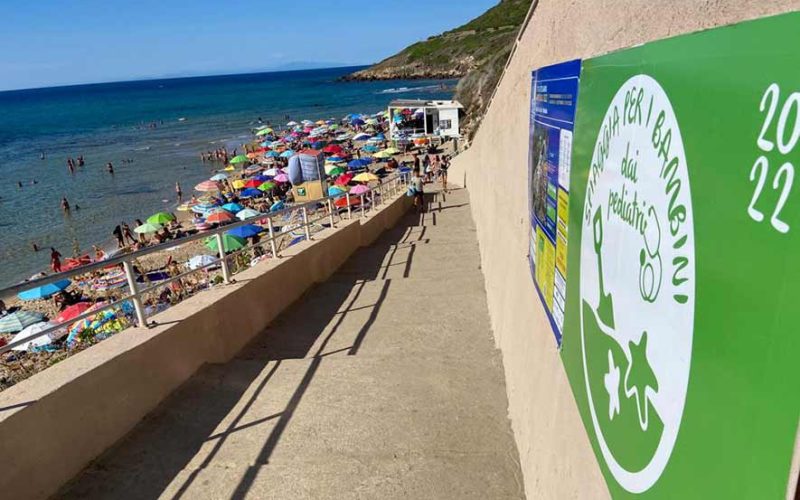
527,59 -> 581,345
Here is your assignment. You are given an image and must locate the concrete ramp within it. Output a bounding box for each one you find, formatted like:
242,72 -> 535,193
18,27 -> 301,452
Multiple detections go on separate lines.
59,188 -> 524,500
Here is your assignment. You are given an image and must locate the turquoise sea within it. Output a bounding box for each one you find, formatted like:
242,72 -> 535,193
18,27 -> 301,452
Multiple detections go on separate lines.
0,66 -> 454,287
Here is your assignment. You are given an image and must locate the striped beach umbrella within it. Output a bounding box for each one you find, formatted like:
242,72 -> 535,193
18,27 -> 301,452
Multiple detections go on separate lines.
195,180 -> 221,192
0,310 -> 45,333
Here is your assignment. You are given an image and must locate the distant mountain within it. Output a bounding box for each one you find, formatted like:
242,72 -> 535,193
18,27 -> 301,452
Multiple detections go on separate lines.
342,0 -> 533,136
266,61 -> 359,72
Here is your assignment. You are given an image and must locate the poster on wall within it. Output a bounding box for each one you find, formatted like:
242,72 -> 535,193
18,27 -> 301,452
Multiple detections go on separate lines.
527,59 -> 580,345
553,12 -> 800,499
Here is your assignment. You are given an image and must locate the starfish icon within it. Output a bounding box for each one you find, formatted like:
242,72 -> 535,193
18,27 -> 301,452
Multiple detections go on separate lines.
624,331 -> 659,430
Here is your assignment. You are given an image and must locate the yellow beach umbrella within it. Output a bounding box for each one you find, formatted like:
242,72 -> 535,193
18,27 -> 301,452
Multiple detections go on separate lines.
353,172 -> 379,182
232,179 -> 246,189
372,150 -> 392,159
224,165 -> 236,172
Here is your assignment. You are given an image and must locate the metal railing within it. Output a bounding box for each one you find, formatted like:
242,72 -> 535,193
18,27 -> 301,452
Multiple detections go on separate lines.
0,173 -> 409,355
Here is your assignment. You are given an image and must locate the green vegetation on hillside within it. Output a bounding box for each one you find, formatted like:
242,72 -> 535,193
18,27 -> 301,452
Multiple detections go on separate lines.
345,0 -> 533,138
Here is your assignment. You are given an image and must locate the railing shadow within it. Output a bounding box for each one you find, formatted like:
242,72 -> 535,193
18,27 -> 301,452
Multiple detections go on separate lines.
58,199 -> 430,500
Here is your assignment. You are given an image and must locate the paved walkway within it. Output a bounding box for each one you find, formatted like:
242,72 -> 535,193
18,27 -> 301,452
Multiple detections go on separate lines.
60,188 -> 524,500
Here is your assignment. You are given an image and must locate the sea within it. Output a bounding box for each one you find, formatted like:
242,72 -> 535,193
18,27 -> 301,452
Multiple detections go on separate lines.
0,66 -> 454,288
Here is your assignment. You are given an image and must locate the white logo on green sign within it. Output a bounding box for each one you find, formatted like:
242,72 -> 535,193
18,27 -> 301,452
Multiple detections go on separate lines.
579,75 -> 695,493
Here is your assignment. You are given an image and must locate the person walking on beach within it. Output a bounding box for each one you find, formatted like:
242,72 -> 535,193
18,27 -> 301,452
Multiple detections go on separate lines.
440,155 -> 450,192
50,247 -> 62,273
112,225 -> 125,248
61,196 -> 71,214
175,181 -> 183,203
121,222 -> 135,245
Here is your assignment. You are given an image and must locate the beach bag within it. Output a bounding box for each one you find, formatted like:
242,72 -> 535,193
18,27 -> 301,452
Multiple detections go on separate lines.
406,186 -> 416,197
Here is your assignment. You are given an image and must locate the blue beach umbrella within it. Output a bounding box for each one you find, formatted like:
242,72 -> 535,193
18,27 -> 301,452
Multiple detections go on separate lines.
222,202 -> 244,213
280,150 -> 295,158
240,188 -> 263,198
270,200 -> 285,212
328,186 -> 346,197
348,158 -> 372,169
227,224 -> 263,239
362,145 -> 379,153
266,151 -> 280,158
17,279 -> 72,301
351,118 -> 365,126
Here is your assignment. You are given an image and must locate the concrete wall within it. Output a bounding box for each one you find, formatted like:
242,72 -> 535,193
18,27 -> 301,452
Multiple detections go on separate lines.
447,1 -> 800,498
0,193 -> 411,500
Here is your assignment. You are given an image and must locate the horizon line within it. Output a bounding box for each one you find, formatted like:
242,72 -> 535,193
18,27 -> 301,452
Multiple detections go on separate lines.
0,63 -> 372,95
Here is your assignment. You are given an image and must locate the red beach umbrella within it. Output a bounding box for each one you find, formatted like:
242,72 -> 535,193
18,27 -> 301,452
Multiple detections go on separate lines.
56,302 -> 93,324
335,173 -> 354,186
195,180 -> 221,192
323,144 -> 343,154
334,196 -> 362,208
206,211 -> 234,224
244,179 -> 263,188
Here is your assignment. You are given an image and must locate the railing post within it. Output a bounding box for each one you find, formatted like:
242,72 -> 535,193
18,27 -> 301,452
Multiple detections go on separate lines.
267,216 -> 279,257
215,233 -> 231,283
327,198 -> 336,228
360,194 -> 366,217
346,193 -> 352,219
122,260 -> 148,328
371,188 -> 376,210
301,206 -> 311,241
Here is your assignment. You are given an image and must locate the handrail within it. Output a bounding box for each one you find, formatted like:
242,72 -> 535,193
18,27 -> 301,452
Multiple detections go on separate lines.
0,172 -> 407,355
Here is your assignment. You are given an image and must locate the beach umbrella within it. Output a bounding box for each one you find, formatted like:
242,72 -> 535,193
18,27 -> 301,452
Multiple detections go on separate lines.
191,202 -> 216,214
222,202 -> 244,213
351,118 -> 365,126
323,144 -> 343,154
0,310 -> 45,333
326,156 -> 345,163
335,196 -> 362,208
205,234 -> 246,253
255,128 -> 272,136
251,174 -> 270,182
236,208 -> 261,220
348,158 -> 372,169
240,188 -> 263,198
280,150 -> 295,158
270,200 -> 285,212
383,147 -> 399,155
286,121 -> 298,126
232,179 -> 246,189
353,172 -> 379,182
134,222 -> 163,234
206,211 -> 234,224
244,179 -> 263,188
11,321 -> 60,351
350,184 -> 370,195
328,186 -> 346,196
147,212 -> 175,225
258,181 -> 276,192
227,224 -> 263,239
264,167 -> 281,176
223,165 -> 236,172
327,167 -> 346,177
362,145 -> 379,153
55,302 -> 92,324
273,173 -> 289,183
187,254 -> 218,270
335,173 -> 354,186
353,133 -> 371,141
210,173 -> 228,181
230,155 -> 250,164
17,279 -> 71,301
244,165 -> 262,174
373,150 -> 392,159
195,180 -> 221,192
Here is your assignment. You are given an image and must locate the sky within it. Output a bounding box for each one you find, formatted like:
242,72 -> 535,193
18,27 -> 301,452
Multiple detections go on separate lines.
0,0 -> 498,91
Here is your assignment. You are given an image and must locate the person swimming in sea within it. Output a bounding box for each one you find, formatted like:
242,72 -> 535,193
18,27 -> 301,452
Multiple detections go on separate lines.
61,196 -> 71,213
107,162 -> 114,174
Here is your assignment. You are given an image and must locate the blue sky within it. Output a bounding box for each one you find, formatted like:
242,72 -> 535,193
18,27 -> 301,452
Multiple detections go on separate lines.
0,0 -> 498,91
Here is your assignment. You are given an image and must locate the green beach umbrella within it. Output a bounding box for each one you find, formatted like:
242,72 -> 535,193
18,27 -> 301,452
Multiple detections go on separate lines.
328,167 -> 346,176
147,212 -> 176,225
257,181 -> 276,192
205,234 -> 246,253
0,310 -> 45,333
134,222 -> 163,234
230,155 -> 250,164
255,128 -> 272,136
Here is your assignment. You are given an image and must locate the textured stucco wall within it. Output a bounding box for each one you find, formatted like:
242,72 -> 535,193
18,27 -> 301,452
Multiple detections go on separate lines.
448,1 -> 800,498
